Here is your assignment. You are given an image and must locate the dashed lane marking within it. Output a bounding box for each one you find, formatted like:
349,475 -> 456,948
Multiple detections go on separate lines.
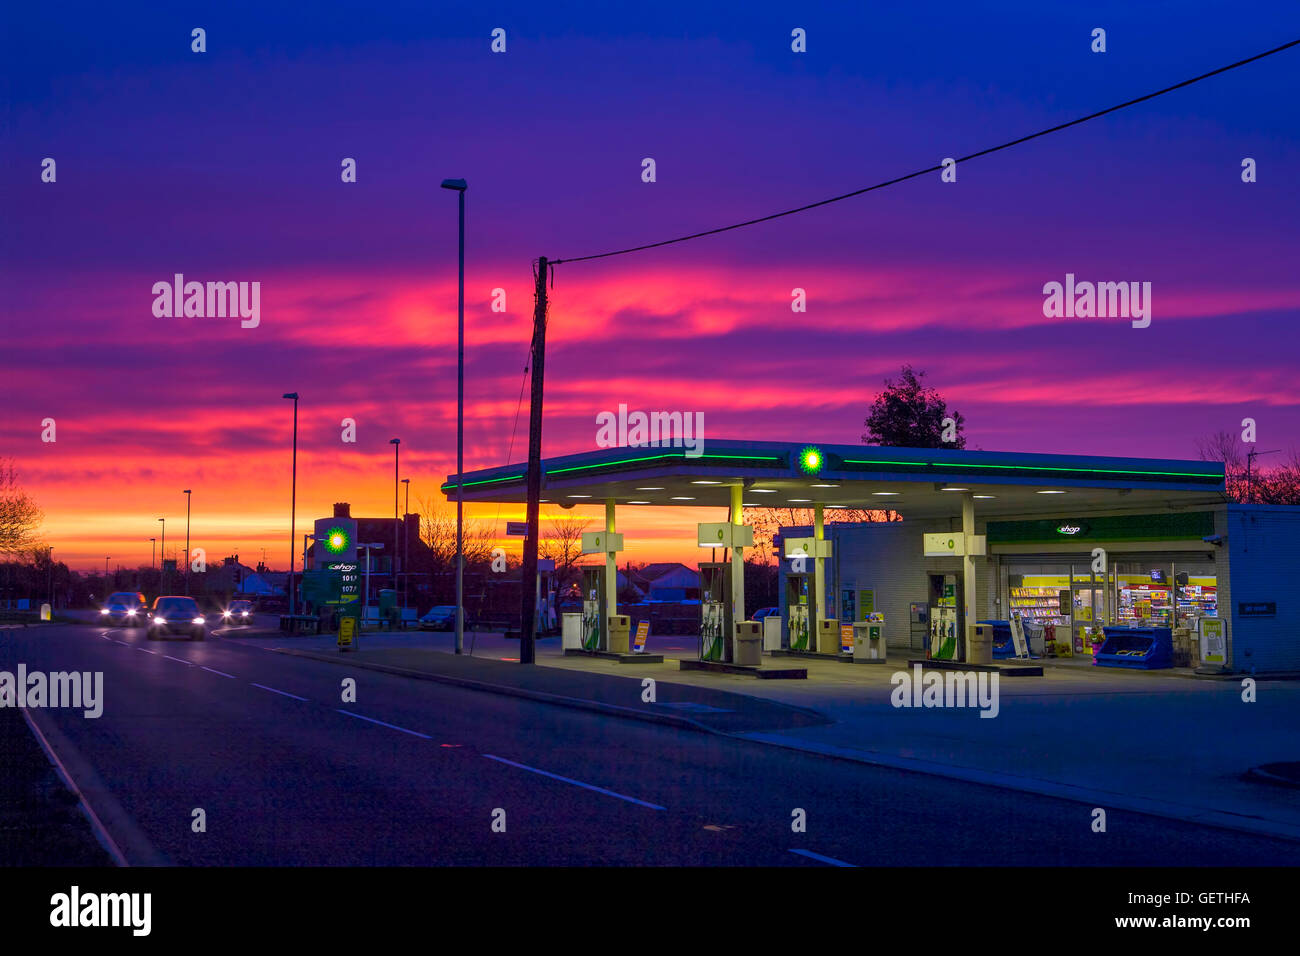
482,754 -> 666,811
790,848 -> 856,867
250,682 -> 309,702
336,709 -> 431,739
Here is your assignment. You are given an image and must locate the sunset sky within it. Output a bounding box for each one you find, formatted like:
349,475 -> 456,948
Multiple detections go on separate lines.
4,2 -> 1299,571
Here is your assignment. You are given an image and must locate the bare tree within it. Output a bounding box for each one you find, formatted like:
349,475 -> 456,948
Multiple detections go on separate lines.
417,496 -> 496,568
540,515 -> 591,589
1196,430 -> 1253,502
0,459 -> 44,557
745,505 -> 900,562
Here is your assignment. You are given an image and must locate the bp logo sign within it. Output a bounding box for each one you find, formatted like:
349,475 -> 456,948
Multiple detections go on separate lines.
798,445 -> 823,475
315,517 -> 358,563
324,526 -> 352,554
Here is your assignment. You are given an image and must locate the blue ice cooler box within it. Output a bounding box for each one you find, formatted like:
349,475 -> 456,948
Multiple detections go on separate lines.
1093,626 -> 1173,669
978,620 -> 1015,659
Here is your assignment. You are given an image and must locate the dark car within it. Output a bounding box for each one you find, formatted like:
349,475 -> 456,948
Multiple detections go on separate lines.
148,595 -> 206,641
100,591 -> 148,627
221,600 -> 254,626
418,605 -> 462,631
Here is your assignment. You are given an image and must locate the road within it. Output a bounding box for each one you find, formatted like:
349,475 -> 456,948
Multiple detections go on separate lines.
5,621 -> 1298,866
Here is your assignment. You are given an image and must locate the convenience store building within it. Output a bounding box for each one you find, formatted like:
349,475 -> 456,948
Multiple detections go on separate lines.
785,504 -> 1300,674
446,440 -> 1300,675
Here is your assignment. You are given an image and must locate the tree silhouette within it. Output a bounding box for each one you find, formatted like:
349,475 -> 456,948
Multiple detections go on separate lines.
862,365 -> 965,448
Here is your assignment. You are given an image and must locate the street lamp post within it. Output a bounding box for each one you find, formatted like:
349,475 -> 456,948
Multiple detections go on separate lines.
401,477 -> 410,613
359,543 -> 384,625
158,518 -> 165,592
284,392 -> 300,617
105,556 -> 110,587
183,488 -> 192,595
389,439 -> 400,616
150,537 -> 156,569
441,176 -> 467,654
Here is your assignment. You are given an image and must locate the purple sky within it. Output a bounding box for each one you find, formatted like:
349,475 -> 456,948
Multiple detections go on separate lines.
3,2 -> 1299,566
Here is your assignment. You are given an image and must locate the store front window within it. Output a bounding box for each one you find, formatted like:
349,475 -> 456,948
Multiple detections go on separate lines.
1004,555 -> 1217,661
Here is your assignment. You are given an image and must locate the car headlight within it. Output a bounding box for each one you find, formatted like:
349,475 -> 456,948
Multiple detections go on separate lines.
127,609 -> 137,616
154,616 -> 165,624
192,616 -> 205,625
222,610 -> 231,618
240,611 -> 249,616
100,608 -> 110,615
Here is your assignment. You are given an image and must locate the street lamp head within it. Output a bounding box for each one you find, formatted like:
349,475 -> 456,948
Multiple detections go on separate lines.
440,178 -> 467,191
401,478 -> 410,485
390,438 -> 400,445
183,489 -> 191,494
283,392 -> 298,400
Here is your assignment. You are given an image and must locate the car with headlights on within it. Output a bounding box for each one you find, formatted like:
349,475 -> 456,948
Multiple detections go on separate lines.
221,599 -> 255,626
100,591 -> 148,626
148,595 -> 206,641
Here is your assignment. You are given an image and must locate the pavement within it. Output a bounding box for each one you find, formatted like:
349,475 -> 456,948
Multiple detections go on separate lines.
220,618 -> 1300,843
6,619 -> 1299,865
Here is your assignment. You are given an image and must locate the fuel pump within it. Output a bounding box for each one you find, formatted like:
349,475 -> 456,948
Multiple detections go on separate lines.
928,573 -> 962,660
581,565 -> 606,650
785,572 -> 814,651
698,563 -> 732,661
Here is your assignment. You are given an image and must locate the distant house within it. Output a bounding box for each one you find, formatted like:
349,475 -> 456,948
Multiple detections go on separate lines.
206,555 -> 276,595
631,562 -> 700,603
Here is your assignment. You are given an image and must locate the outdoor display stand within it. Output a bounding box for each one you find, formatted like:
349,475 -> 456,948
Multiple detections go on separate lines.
1093,625 -> 1174,669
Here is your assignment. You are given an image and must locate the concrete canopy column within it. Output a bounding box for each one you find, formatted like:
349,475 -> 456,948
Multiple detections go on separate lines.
963,494 -> 977,655
605,498 -> 618,619
730,484 -> 745,632
814,502 -> 826,621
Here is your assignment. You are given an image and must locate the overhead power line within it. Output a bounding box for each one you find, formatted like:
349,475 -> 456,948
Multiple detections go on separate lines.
551,37 -> 1300,266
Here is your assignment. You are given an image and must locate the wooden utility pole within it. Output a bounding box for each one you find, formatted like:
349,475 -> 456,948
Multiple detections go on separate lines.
519,257 -> 549,664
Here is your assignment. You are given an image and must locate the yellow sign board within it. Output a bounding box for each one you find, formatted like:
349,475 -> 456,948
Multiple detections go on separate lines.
338,616 -> 357,651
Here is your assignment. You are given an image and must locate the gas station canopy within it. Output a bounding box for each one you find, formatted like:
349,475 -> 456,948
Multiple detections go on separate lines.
442,440 -> 1225,518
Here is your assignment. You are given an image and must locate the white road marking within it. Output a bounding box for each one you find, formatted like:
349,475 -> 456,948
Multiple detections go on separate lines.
789,848 -> 856,867
250,682 -> 308,701
137,648 -> 157,654
482,754 -> 666,810
201,666 -> 236,678
336,709 -> 431,739
162,655 -> 193,665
